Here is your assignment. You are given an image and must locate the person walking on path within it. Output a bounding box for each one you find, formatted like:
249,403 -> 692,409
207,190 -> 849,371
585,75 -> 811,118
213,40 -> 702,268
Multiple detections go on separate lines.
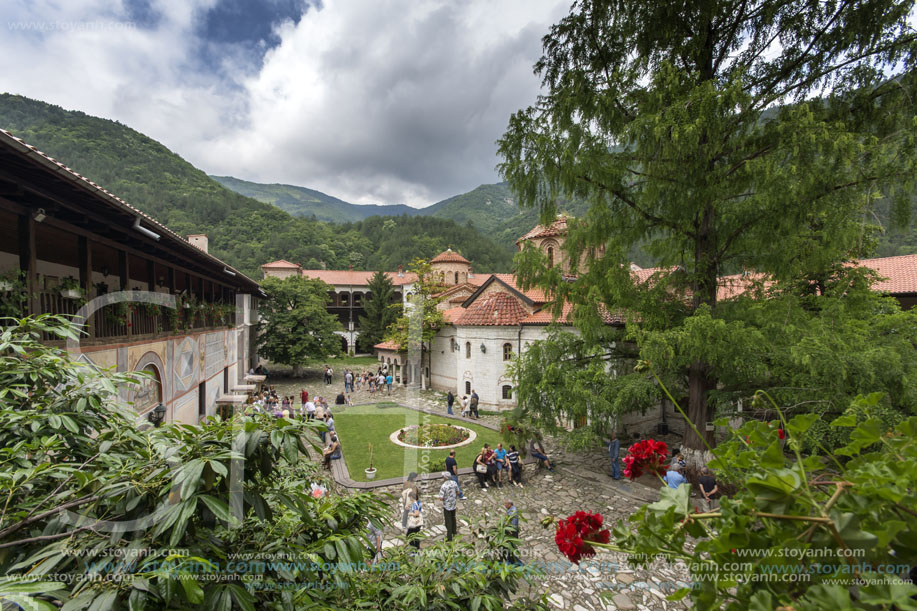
344,370 -> 354,393
503,500 -> 522,565
445,449 -> 464,499
405,497 -> 423,549
385,373 -> 393,394
460,395 -> 470,418
608,432 -> 621,480
401,472 -> 420,530
446,391 -> 455,415
323,365 -> 333,385
439,472 -> 460,541
469,390 -> 479,419
300,388 -> 309,409
305,399 -> 316,421
698,467 -> 720,511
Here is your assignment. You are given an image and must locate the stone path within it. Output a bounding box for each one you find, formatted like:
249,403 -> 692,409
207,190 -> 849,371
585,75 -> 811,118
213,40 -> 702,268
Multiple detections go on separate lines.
269,376 -> 692,610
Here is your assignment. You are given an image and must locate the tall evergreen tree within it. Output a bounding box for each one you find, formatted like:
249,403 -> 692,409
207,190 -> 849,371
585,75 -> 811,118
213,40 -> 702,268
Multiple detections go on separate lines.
357,270 -> 401,353
499,0 -> 917,461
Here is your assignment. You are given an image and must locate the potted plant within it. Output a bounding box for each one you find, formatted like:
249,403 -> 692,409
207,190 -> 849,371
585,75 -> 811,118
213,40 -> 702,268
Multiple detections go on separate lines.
58,276 -> 84,300
365,443 -> 377,480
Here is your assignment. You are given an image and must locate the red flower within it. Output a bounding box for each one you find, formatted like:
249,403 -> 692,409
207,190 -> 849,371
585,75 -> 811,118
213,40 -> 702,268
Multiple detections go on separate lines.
555,511 -> 611,564
778,429 -> 785,440
622,439 -> 669,480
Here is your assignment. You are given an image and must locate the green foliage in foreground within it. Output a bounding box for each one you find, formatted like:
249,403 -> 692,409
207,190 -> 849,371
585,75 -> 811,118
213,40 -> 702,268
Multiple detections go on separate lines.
0,316 -> 544,610
611,391 -> 917,610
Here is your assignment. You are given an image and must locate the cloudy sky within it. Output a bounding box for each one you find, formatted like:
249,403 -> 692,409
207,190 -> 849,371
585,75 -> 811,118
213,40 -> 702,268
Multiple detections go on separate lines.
0,0 -> 571,206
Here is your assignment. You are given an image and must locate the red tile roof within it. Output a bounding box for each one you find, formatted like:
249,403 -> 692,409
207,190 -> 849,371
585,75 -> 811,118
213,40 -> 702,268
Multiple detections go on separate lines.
490,273 -> 549,303
860,254 -> 917,294
442,306 -> 466,323
455,293 -> 529,326
430,249 -> 470,264
374,340 -> 403,351
520,302 -> 626,325
516,216 -> 569,244
261,259 -> 302,269
301,270 -> 417,286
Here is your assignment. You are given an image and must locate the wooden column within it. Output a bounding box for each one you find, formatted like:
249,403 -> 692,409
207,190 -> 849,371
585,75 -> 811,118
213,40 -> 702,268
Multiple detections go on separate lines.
18,214 -> 37,315
119,250 -> 131,340
146,259 -> 155,292
78,236 -> 93,337
168,267 -> 175,294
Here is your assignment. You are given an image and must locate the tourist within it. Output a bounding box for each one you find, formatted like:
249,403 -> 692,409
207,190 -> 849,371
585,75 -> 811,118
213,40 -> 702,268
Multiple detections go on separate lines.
698,467 -> 720,511
528,439 -> 554,471
445,449 -> 464,499
446,390 -> 455,415
385,373 -> 393,394
439,472 -> 460,541
367,519 -> 383,565
345,369 -> 354,393
322,412 -> 335,443
665,464 -> 687,489
482,444 -> 497,485
674,450 -> 687,470
300,388 -> 309,411
401,472 -> 420,530
609,432 -> 622,480
507,445 -> 522,487
503,499 -> 522,565
460,395 -> 470,418
305,398 -> 316,421
493,443 -> 508,487
322,435 -> 341,470
335,391 -> 346,405
323,365 -> 333,385
473,448 -> 490,490
469,390 -> 479,419
405,497 -> 423,549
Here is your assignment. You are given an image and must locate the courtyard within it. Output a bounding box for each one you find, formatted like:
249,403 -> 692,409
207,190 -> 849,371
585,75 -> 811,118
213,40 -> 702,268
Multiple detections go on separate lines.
267,365 -> 691,610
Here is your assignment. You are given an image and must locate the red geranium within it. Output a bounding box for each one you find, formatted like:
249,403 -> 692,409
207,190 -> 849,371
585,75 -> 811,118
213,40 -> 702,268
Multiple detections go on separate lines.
555,511 -> 611,564
778,428 -> 786,440
622,438 -> 669,480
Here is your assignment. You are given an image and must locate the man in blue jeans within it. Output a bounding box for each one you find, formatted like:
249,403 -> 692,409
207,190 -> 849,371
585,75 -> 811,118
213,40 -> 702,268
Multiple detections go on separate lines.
444,449 -> 464,499
493,443 -> 508,487
608,432 -> 621,480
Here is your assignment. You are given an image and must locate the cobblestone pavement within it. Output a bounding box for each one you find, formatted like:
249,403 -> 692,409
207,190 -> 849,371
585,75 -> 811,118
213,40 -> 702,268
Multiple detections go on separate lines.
270,377 -> 692,610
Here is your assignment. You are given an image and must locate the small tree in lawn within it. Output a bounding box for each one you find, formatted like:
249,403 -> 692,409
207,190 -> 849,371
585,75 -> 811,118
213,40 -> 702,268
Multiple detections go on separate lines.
357,270 -> 401,353
258,275 -> 343,376
498,0 -> 917,464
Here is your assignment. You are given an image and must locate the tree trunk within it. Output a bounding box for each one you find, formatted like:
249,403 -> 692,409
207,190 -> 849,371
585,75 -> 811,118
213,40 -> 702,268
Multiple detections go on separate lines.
682,359 -> 715,466
292,364 -> 304,378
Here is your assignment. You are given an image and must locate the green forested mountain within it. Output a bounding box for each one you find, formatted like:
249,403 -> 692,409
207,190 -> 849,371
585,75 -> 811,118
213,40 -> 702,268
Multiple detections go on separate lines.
0,94 -> 514,276
209,175 -> 421,223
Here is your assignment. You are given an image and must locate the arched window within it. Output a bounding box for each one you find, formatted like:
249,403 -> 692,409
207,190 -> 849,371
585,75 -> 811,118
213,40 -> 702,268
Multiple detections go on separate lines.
502,385 -> 513,399
503,343 -> 513,361
547,247 -> 555,268
465,342 -> 471,359
465,381 -> 471,395
454,271 -> 459,284
340,292 -> 349,306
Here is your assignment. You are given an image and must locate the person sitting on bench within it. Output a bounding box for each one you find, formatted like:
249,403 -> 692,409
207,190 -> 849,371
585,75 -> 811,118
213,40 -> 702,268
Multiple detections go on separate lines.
528,439 -> 554,471
323,435 -> 341,470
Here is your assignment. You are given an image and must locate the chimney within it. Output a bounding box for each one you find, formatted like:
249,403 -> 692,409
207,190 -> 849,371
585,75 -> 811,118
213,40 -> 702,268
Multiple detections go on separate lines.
187,234 -> 208,254
349,264 -> 353,271
468,266 -> 474,279
397,265 -> 404,277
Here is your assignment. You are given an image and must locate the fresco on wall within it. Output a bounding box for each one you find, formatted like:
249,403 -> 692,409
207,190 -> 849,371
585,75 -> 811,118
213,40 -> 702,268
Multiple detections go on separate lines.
173,336 -> 198,394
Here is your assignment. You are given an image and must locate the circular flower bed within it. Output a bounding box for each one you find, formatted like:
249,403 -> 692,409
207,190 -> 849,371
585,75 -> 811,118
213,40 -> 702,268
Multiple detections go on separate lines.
389,424 -> 476,449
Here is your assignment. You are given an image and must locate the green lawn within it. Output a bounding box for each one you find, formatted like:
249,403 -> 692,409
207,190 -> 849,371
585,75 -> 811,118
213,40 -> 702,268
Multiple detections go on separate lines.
330,403 -> 505,481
